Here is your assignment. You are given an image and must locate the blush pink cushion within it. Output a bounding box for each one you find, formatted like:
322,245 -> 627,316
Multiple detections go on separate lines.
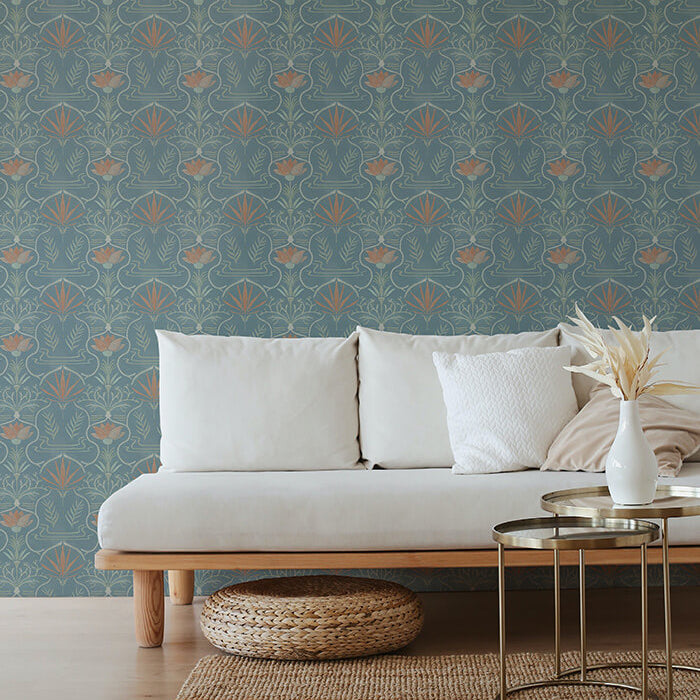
542,386 -> 700,477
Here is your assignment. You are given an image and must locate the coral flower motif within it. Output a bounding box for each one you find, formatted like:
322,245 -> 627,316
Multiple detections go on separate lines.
365,158 -> 397,180
93,334 -> 124,356
92,422 -> 123,444
457,246 -> 489,268
182,70 -> 215,92
274,158 -> 306,180
1,510 -> 32,532
276,246 -> 306,268
275,70 -> 305,92
639,71 -> 671,93
2,158 -> 32,180
92,246 -> 124,268
639,158 -> 670,181
548,158 -> 579,180
3,246 -> 32,268
91,71 -> 123,93
639,246 -> 670,269
456,70 -> 488,92
456,158 -> 488,180
365,246 -> 397,268
365,71 -> 397,92
2,422 -> 31,444
183,246 -> 215,268
1,71 -> 32,92
548,246 -> 580,269
2,334 -> 32,356
92,158 -> 123,181
548,70 -> 579,93
183,159 -> 215,180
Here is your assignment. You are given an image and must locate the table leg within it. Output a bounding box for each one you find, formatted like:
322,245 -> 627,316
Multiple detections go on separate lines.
498,543 -> 506,700
579,549 -> 586,682
641,543 -> 648,699
662,518 -> 673,699
554,549 -> 561,679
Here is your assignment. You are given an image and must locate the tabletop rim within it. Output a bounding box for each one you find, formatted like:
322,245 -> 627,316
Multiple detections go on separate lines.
492,515 -> 660,550
540,484 -> 700,519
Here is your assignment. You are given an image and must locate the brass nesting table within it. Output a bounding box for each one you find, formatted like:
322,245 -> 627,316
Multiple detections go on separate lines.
492,516 -> 660,700
541,484 -> 700,699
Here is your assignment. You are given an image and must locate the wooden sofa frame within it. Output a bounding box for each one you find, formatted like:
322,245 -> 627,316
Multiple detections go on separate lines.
95,546 -> 700,647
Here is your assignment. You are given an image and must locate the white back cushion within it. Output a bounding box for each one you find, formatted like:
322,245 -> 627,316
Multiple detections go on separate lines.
357,327 -> 559,468
433,346 -> 578,474
559,323 -> 700,415
157,331 -> 360,471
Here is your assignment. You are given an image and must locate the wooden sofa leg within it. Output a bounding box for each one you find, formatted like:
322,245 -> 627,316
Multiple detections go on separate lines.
133,570 -> 164,647
168,570 -> 194,605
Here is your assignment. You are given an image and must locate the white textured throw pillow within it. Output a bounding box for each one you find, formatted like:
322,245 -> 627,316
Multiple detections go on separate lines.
433,346 -> 578,474
157,330 -> 361,471
357,327 -> 559,468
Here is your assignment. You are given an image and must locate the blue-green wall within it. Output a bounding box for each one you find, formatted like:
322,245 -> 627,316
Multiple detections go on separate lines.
0,0 -> 698,595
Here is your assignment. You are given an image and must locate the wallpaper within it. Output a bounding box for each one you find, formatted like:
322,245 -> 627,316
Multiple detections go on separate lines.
0,0 -> 699,597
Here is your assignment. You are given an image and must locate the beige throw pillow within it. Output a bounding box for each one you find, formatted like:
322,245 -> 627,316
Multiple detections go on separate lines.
542,386 -> 700,477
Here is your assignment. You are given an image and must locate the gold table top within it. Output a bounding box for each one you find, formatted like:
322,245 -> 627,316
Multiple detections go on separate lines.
541,485 -> 700,519
492,516 -> 659,551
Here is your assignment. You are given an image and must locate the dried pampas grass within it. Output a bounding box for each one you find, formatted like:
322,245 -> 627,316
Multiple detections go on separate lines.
565,306 -> 699,401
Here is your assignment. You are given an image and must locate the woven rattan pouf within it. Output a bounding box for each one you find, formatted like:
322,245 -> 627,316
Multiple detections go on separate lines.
200,574 -> 424,660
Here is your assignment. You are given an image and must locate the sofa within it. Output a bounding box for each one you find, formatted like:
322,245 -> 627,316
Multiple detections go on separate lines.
96,325 -> 700,647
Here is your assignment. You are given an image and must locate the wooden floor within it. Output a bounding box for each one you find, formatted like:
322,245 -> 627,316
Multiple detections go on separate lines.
4,587 -> 699,699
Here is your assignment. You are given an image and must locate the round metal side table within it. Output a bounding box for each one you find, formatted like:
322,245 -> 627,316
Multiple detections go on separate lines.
492,516 -> 660,700
541,484 -> 700,699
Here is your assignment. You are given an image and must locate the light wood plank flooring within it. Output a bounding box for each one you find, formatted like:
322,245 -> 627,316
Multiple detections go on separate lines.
3,587 -> 699,699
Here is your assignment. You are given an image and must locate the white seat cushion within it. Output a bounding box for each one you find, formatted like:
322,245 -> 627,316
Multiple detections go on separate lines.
357,327 -> 559,468
157,331 -> 361,471
97,464 -> 700,552
559,323 -> 700,415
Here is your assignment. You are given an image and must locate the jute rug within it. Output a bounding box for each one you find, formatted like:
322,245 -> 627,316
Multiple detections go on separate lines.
177,649 -> 700,699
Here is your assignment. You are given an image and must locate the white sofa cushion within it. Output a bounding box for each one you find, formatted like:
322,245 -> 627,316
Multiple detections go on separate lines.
559,323 -> 700,415
97,464 -> 700,552
357,327 -> 559,468
156,330 -> 360,471
433,346 -> 577,474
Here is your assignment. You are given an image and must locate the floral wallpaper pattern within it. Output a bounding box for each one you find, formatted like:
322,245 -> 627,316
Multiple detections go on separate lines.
0,0 -> 699,596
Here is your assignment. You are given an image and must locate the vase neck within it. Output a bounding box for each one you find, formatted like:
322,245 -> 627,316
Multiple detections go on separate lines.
618,399 -> 642,431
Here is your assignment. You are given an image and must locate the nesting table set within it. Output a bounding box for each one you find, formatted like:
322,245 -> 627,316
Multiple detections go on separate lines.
492,485 -> 700,700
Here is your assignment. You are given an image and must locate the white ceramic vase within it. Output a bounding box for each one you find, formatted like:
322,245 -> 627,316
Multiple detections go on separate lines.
605,400 -> 658,505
